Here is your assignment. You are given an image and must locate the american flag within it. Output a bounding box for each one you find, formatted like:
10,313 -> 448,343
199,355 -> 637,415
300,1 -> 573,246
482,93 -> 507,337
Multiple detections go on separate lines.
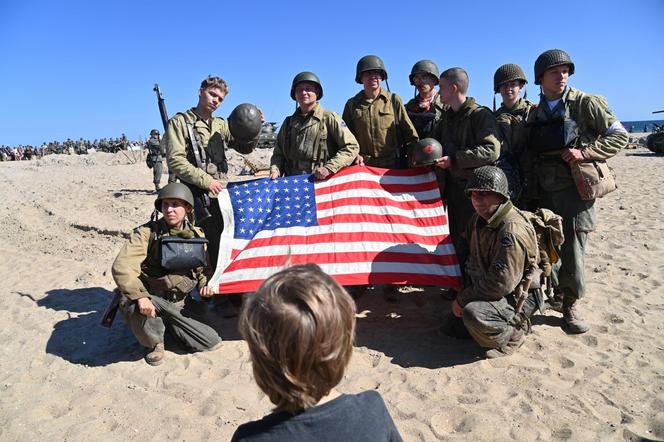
209,165 -> 461,294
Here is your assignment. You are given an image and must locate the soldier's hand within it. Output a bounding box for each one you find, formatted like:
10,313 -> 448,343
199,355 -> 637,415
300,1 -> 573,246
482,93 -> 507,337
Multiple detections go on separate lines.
200,286 -> 215,298
434,156 -> 452,169
561,148 -> 584,164
313,166 -> 332,180
353,155 -> 365,167
451,299 -> 463,318
269,171 -> 280,180
208,180 -> 225,196
137,297 -> 156,318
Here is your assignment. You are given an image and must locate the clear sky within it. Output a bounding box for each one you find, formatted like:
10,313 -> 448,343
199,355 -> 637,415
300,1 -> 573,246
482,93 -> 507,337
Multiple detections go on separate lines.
1,0 -> 662,146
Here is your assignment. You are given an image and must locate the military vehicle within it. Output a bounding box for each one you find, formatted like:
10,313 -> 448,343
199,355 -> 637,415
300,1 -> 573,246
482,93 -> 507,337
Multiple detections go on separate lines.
646,110 -> 664,154
257,122 -> 278,149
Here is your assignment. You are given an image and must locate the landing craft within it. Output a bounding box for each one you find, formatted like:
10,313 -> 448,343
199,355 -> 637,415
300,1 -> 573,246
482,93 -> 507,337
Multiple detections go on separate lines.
646,109 -> 664,153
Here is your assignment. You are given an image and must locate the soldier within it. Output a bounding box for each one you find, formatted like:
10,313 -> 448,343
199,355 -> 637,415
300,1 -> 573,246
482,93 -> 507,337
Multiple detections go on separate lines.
112,183 -> 221,365
405,60 -> 447,139
270,72 -> 359,180
146,129 -> 164,192
164,76 -> 258,271
342,55 -> 418,169
493,63 -> 533,117
433,67 -> 501,269
452,166 -> 539,358
525,49 -> 627,333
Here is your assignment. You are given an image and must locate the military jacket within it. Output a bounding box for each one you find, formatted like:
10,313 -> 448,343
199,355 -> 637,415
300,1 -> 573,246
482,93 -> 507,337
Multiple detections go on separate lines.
494,97 -> 534,119
342,89 -> 418,163
146,138 -> 162,158
270,103 -> 359,176
405,93 -> 448,139
112,218 -> 207,301
164,107 -> 254,190
526,87 -> 627,190
457,201 -> 538,307
435,97 -> 502,181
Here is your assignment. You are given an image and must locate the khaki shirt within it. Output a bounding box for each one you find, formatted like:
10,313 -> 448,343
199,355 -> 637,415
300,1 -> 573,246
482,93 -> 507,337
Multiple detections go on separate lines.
112,219 -> 207,301
164,107 -> 254,190
342,89 -> 418,163
270,103 -> 359,176
458,201 -> 538,307
435,97 -> 502,181
494,97 -> 534,119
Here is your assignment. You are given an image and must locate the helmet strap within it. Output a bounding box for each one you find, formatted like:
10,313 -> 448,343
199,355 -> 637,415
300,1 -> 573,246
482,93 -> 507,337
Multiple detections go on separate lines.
384,79 -> 391,92
493,94 -> 496,112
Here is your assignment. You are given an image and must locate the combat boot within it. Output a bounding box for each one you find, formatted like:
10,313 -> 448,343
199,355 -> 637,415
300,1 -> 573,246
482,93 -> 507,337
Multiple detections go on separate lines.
544,289 -> 564,313
145,343 -> 165,366
485,327 -> 525,359
562,298 -> 589,334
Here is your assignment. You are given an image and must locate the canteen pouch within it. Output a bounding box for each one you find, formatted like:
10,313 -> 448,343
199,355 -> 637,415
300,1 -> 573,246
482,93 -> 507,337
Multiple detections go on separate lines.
160,236 -> 209,270
571,160 -> 617,200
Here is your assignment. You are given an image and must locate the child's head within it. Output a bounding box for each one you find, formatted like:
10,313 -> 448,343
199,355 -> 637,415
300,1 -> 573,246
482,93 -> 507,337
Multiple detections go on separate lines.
239,264 -> 356,414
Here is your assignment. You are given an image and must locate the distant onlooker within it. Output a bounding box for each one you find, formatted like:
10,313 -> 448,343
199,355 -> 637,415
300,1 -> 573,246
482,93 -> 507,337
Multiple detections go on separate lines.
232,264 -> 403,442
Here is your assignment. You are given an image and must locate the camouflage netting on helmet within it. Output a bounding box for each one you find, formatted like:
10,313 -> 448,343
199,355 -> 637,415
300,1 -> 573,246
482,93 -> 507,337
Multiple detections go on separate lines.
493,64 -> 527,92
465,165 -> 510,200
534,49 -> 575,85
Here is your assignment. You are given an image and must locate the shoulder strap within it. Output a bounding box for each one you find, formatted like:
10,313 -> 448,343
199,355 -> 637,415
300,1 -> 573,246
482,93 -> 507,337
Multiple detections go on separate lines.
177,112 -> 209,167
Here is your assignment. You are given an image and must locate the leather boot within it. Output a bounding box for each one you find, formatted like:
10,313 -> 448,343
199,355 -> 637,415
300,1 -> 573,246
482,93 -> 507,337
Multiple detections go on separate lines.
545,289 -> 564,313
145,343 -> 165,366
562,298 -> 589,334
485,327 -> 525,359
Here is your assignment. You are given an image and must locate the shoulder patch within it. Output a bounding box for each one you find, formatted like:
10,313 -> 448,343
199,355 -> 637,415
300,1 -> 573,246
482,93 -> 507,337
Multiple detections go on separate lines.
501,233 -> 514,247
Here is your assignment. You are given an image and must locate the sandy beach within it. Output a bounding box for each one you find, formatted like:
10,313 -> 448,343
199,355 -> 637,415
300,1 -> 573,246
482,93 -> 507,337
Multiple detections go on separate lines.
0,139 -> 662,441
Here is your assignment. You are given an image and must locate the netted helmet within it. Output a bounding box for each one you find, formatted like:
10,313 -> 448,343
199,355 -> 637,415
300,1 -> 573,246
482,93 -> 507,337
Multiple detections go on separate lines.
150,129 -> 160,136
465,166 -> 510,200
154,183 -> 194,212
534,49 -> 575,85
493,64 -> 527,92
290,71 -> 323,100
355,55 -> 387,84
409,138 -> 443,167
228,103 -> 262,141
409,60 -> 440,85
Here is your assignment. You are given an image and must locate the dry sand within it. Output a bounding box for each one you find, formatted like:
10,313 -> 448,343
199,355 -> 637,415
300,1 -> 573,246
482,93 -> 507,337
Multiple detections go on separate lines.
0,141 -> 662,441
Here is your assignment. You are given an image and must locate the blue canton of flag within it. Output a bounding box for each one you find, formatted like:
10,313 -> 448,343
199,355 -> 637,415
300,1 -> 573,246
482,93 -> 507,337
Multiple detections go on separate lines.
227,175 -> 319,240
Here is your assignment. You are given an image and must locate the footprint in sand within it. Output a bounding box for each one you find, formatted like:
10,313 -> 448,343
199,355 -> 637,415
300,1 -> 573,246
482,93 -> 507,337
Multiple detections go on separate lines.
558,356 -> 575,369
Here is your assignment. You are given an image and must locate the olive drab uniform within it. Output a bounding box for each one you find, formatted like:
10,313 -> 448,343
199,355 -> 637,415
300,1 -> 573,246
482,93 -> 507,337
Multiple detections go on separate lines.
458,201 -> 539,350
112,218 -> 221,352
270,103 -> 359,176
146,137 -> 164,190
434,98 -> 502,267
164,107 -> 254,270
526,86 -> 627,301
342,89 -> 418,169
405,93 -> 447,139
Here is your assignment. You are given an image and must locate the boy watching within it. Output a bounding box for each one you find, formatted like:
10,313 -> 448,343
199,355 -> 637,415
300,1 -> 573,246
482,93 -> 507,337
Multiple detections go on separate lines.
232,264 -> 402,441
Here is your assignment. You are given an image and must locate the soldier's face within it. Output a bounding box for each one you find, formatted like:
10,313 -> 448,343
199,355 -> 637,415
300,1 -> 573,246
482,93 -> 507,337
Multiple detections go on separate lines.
361,70 -> 383,90
413,73 -> 437,95
499,81 -> 523,103
540,65 -> 569,98
198,87 -> 226,113
161,198 -> 191,227
294,82 -> 319,107
438,77 -> 455,105
470,191 -> 504,220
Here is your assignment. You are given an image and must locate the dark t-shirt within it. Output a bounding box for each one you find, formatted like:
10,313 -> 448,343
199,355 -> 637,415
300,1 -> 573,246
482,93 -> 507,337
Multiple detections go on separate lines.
231,390 -> 402,442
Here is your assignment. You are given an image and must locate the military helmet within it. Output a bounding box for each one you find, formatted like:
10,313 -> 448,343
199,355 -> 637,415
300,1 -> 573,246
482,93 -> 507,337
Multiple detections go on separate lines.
465,166 -> 510,200
534,49 -> 575,85
409,138 -> 443,167
228,103 -> 262,141
493,64 -> 528,92
290,71 -> 323,100
355,55 -> 387,84
409,60 -> 440,85
154,182 -> 194,212
150,129 -> 160,136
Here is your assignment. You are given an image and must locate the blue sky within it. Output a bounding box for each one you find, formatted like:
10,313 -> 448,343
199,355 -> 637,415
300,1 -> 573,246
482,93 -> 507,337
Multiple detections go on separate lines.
1,0 -> 662,146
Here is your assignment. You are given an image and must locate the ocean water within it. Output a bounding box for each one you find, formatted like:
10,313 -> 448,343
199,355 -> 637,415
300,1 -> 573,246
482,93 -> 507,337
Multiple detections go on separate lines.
621,119 -> 664,133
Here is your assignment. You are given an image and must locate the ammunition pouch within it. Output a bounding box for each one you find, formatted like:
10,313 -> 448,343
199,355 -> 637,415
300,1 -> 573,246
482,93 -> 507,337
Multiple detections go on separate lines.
160,236 -> 209,271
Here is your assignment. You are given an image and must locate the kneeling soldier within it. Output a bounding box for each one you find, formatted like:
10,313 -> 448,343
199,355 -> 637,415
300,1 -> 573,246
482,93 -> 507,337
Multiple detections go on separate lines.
112,183 -> 221,365
451,166 -> 539,358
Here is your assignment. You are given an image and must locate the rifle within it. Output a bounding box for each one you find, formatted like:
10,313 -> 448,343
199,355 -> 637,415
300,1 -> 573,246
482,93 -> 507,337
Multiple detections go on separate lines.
153,84 -> 211,223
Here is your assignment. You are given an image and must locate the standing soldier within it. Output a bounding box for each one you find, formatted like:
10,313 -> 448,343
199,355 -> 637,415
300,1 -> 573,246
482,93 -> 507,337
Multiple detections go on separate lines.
493,64 -> 533,118
164,76 -> 259,271
270,72 -> 359,180
343,55 -> 418,169
146,129 -> 164,192
433,67 -> 501,269
526,49 -> 628,333
405,60 -> 447,139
